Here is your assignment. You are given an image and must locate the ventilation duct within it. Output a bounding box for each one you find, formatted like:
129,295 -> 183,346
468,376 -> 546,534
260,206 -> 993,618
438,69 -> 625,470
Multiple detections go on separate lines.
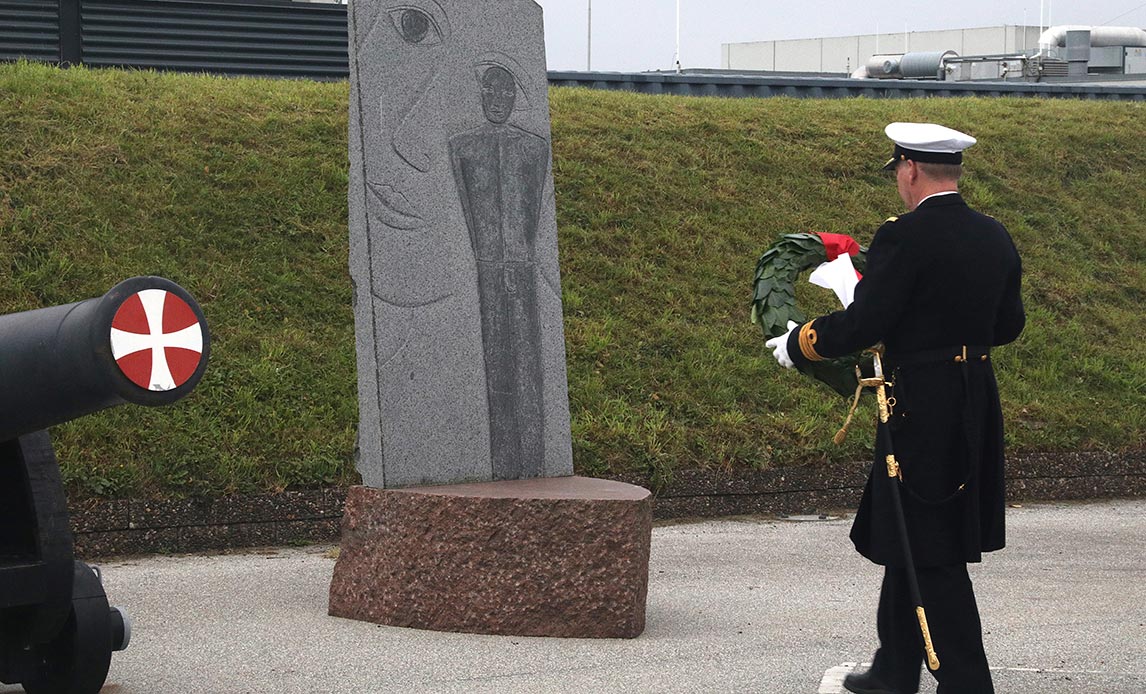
864,54 -> 902,78
901,51 -> 958,78
1038,25 -> 1146,57
861,51 -> 957,79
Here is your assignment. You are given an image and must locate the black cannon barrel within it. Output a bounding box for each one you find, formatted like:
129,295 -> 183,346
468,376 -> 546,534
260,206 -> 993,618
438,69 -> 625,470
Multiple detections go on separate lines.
0,277 -> 210,442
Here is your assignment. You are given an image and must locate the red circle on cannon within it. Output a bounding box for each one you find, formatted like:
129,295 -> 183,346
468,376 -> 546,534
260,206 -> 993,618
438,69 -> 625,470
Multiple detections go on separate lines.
110,290 -> 204,391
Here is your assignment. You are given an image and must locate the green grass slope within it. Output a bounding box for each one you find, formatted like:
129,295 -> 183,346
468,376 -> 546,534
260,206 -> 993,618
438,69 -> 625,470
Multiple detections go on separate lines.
2,61 -> 1143,498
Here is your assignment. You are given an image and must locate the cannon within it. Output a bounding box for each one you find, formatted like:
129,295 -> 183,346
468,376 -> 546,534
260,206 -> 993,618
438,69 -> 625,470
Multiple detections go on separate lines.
0,277 -> 210,693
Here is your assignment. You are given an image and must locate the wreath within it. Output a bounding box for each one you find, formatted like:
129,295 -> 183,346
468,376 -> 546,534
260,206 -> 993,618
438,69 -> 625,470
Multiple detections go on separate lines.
751,233 -> 869,398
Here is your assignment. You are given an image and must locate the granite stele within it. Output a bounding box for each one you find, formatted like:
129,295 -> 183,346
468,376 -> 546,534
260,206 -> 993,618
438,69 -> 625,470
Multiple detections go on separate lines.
347,0 -> 571,489
330,0 -> 653,639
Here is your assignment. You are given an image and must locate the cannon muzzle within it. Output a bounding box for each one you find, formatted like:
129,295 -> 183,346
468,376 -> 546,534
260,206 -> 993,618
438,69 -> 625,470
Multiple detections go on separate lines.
0,276 -> 210,441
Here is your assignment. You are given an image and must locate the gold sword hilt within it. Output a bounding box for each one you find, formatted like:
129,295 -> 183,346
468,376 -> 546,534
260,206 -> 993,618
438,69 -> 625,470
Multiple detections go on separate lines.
836,347 -> 894,446
860,348 -> 892,424
916,606 -> 941,671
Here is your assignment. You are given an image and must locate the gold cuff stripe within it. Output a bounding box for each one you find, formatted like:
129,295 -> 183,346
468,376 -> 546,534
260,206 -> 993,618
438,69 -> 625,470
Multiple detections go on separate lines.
798,322 -> 825,362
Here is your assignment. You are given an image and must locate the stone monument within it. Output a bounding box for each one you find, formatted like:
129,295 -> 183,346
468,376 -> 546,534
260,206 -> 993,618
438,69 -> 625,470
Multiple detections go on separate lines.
329,0 -> 652,638
345,0 -> 570,488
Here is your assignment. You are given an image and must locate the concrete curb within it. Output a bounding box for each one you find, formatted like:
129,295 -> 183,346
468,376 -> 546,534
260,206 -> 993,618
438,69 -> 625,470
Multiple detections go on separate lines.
70,449 -> 1145,558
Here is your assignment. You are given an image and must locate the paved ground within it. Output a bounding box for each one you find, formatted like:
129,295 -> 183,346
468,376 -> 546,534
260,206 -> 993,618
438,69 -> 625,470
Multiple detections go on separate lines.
4,499 -> 1143,693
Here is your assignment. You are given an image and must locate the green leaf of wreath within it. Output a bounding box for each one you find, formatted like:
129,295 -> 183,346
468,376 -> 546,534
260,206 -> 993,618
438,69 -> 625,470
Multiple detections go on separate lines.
751,233 -> 869,398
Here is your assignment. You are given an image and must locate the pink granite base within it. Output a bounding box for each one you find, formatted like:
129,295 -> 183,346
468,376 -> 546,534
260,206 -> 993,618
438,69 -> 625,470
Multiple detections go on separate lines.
328,476 -> 652,638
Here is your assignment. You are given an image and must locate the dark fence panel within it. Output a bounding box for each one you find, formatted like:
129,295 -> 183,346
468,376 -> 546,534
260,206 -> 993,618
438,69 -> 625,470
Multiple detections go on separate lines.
0,0 -> 349,79
79,0 -> 348,78
0,0 -> 60,63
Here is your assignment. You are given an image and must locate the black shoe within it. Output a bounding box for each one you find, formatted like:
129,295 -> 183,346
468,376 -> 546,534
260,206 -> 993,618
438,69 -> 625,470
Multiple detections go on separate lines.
843,669 -> 903,694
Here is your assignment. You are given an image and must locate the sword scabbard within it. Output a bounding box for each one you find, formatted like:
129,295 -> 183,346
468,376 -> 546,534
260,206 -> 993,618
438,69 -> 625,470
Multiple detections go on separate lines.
867,348 -> 940,672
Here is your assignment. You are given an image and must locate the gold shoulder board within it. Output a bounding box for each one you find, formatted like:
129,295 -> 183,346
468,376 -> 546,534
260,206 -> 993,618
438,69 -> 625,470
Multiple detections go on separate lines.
884,216 -> 899,223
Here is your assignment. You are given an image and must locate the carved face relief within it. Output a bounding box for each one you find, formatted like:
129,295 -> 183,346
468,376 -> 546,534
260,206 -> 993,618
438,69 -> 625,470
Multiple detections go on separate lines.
353,1 -> 453,183
480,66 -> 517,125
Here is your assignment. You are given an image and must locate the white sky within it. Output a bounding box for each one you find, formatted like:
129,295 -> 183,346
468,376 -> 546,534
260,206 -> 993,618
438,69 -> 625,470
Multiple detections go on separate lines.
535,0 -> 1146,72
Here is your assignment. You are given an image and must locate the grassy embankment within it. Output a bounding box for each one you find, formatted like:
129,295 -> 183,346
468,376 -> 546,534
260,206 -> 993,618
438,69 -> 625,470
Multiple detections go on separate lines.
1,61 -> 1143,499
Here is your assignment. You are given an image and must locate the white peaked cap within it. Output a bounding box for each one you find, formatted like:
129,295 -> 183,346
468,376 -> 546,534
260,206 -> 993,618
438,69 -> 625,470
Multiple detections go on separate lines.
885,122 -> 977,153
882,122 -> 976,170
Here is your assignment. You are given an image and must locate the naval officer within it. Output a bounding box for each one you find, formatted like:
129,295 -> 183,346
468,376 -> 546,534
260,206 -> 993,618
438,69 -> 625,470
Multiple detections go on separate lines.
767,122 -> 1026,693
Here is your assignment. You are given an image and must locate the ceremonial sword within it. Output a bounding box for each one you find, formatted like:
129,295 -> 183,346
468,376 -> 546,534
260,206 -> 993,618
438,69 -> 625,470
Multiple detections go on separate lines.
859,349 -> 941,672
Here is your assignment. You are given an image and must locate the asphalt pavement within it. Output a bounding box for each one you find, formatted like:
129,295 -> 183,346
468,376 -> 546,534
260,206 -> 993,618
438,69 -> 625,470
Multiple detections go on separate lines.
4,498 -> 1143,693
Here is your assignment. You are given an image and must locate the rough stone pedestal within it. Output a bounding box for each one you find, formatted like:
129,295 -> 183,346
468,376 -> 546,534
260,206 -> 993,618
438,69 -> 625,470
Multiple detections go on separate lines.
328,476 -> 651,638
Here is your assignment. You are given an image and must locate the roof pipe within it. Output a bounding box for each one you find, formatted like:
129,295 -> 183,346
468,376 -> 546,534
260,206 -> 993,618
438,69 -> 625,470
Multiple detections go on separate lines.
1038,25 -> 1146,57
855,51 -> 957,79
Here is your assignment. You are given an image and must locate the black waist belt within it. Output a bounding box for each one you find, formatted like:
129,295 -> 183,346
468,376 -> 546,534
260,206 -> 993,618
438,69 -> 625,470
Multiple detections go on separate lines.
885,344 -> 990,505
887,345 -> 990,367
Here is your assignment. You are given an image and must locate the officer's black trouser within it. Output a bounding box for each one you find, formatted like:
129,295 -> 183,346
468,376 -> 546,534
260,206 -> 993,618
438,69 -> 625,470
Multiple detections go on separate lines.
869,564 -> 994,694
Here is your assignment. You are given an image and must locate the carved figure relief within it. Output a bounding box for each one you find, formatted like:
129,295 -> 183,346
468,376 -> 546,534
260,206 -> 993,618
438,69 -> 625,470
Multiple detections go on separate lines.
450,65 -> 548,479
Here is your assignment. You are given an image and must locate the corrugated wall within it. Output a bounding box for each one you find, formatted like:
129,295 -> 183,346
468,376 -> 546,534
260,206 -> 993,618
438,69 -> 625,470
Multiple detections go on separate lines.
79,0 -> 348,78
0,0 -> 350,79
0,0 -> 60,63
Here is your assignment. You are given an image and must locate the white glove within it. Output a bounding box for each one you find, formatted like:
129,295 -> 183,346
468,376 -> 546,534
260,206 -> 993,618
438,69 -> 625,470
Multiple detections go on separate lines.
765,321 -> 799,369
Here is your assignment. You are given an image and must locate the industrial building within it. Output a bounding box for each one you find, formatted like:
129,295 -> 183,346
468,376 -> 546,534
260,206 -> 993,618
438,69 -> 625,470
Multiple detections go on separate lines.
723,24 -> 1146,82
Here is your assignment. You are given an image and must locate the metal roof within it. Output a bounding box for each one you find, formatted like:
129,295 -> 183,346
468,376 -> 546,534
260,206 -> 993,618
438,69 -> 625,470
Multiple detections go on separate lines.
547,70 -> 1146,101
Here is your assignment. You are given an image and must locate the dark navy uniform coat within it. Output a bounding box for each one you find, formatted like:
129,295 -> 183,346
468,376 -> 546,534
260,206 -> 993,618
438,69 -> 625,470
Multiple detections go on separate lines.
787,193 -> 1025,567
